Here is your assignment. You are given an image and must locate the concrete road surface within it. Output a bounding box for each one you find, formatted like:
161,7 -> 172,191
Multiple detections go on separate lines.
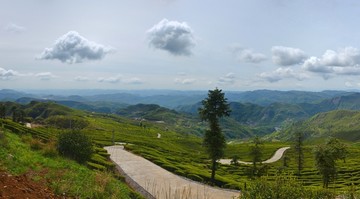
105,146 -> 240,199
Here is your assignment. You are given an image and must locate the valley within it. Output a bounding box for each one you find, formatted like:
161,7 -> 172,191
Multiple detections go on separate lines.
1,89 -> 360,198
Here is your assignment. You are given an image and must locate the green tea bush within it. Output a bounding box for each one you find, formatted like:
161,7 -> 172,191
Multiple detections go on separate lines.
46,115 -> 89,130
57,131 -> 93,163
187,174 -> 203,182
239,173 -> 338,199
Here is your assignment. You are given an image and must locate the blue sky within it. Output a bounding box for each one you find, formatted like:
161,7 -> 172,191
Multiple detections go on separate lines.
1,0 -> 360,91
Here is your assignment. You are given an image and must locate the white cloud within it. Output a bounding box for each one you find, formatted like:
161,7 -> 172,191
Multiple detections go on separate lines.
272,46 -> 307,66
230,46 -> 267,63
38,31 -> 114,64
0,67 -> 19,80
259,67 -> 308,82
218,72 -> 236,84
174,78 -> 196,84
302,56 -> 333,73
3,23 -> 26,33
98,75 -> 122,83
123,77 -> 144,84
35,72 -> 56,80
74,76 -> 89,82
345,81 -> 353,87
238,49 -> 267,63
147,19 -> 195,56
332,66 -> 360,76
320,47 -> 360,66
302,47 -> 360,78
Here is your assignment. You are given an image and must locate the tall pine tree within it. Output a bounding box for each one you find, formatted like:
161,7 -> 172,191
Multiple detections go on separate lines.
199,88 -> 231,184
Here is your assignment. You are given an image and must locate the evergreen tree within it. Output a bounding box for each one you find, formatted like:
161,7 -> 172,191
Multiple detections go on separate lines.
198,88 -> 231,184
0,104 -> 5,119
314,138 -> 348,188
249,136 -> 263,177
294,131 -> 304,176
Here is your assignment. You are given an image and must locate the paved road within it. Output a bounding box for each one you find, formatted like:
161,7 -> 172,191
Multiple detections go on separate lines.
218,146 -> 290,165
105,146 -> 240,199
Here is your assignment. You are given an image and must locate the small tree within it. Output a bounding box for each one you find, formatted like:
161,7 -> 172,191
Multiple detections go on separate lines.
11,106 -> 18,122
230,155 -> 240,166
294,131 -> 304,176
199,88 -> 231,184
249,136 -> 264,177
314,138 -> 348,188
0,104 -> 5,119
57,131 -> 93,163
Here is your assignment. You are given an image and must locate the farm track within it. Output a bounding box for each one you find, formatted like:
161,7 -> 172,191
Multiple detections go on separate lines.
105,145 -> 240,199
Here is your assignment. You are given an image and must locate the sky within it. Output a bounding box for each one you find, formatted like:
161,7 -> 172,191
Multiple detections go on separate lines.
1,0 -> 360,91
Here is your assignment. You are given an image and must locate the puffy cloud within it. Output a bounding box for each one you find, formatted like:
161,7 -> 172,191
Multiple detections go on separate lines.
0,67 -> 19,80
218,72 -> 236,84
345,81 -> 353,87
272,46 -> 307,66
259,67 -> 308,83
302,47 -> 360,78
237,49 -> 267,63
147,19 -> 195,56
174,78 -> 196,84
230,46 -> 267,63
320,47 -> 360,66
302,57 -> 333,73
3,23 -> 26,33
38,31 -> 114,64
35,72 -> 56,80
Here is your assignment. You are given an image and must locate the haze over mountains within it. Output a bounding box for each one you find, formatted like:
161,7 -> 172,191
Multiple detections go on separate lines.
2,89 -> 360,139
0,89 -> 354,107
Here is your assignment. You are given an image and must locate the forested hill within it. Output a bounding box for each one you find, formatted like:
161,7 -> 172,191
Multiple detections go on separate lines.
269,109 -> 360,142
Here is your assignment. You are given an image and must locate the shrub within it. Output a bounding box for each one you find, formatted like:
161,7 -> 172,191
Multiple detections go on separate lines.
0,130 -> 8,148
30,138 -> 44,150
42,141 -> 58,158
57,131 -> 93,163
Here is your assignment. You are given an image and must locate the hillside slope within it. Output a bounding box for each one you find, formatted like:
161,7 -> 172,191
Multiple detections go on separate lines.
270,110 -> 360,141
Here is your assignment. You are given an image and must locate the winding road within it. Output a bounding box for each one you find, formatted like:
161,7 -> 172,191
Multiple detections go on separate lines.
105,146 -> 290,199
219,146 -> 290,165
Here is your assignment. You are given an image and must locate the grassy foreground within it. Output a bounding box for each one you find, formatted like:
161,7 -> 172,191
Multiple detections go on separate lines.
0,129 -> 142,199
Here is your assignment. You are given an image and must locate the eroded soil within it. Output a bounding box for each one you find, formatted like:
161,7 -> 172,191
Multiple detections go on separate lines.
0,170 -> 61,199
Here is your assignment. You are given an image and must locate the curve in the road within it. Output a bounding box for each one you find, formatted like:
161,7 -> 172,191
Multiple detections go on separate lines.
105,146 -> 240,199
219,146 -> 290,165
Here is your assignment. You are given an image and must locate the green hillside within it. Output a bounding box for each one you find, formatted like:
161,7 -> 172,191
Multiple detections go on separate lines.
1,100 -> 360,196
271,110 -> 360,141
116,103 -> 267,138
0,128 -> 140,198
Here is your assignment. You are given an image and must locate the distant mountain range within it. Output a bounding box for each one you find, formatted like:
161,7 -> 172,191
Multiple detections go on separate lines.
1,89 -> 354,108
2,88 -> 360,139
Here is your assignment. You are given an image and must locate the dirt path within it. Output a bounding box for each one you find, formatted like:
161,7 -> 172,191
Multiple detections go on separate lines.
105,146 -> 240,199
219,146 -> 290,165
